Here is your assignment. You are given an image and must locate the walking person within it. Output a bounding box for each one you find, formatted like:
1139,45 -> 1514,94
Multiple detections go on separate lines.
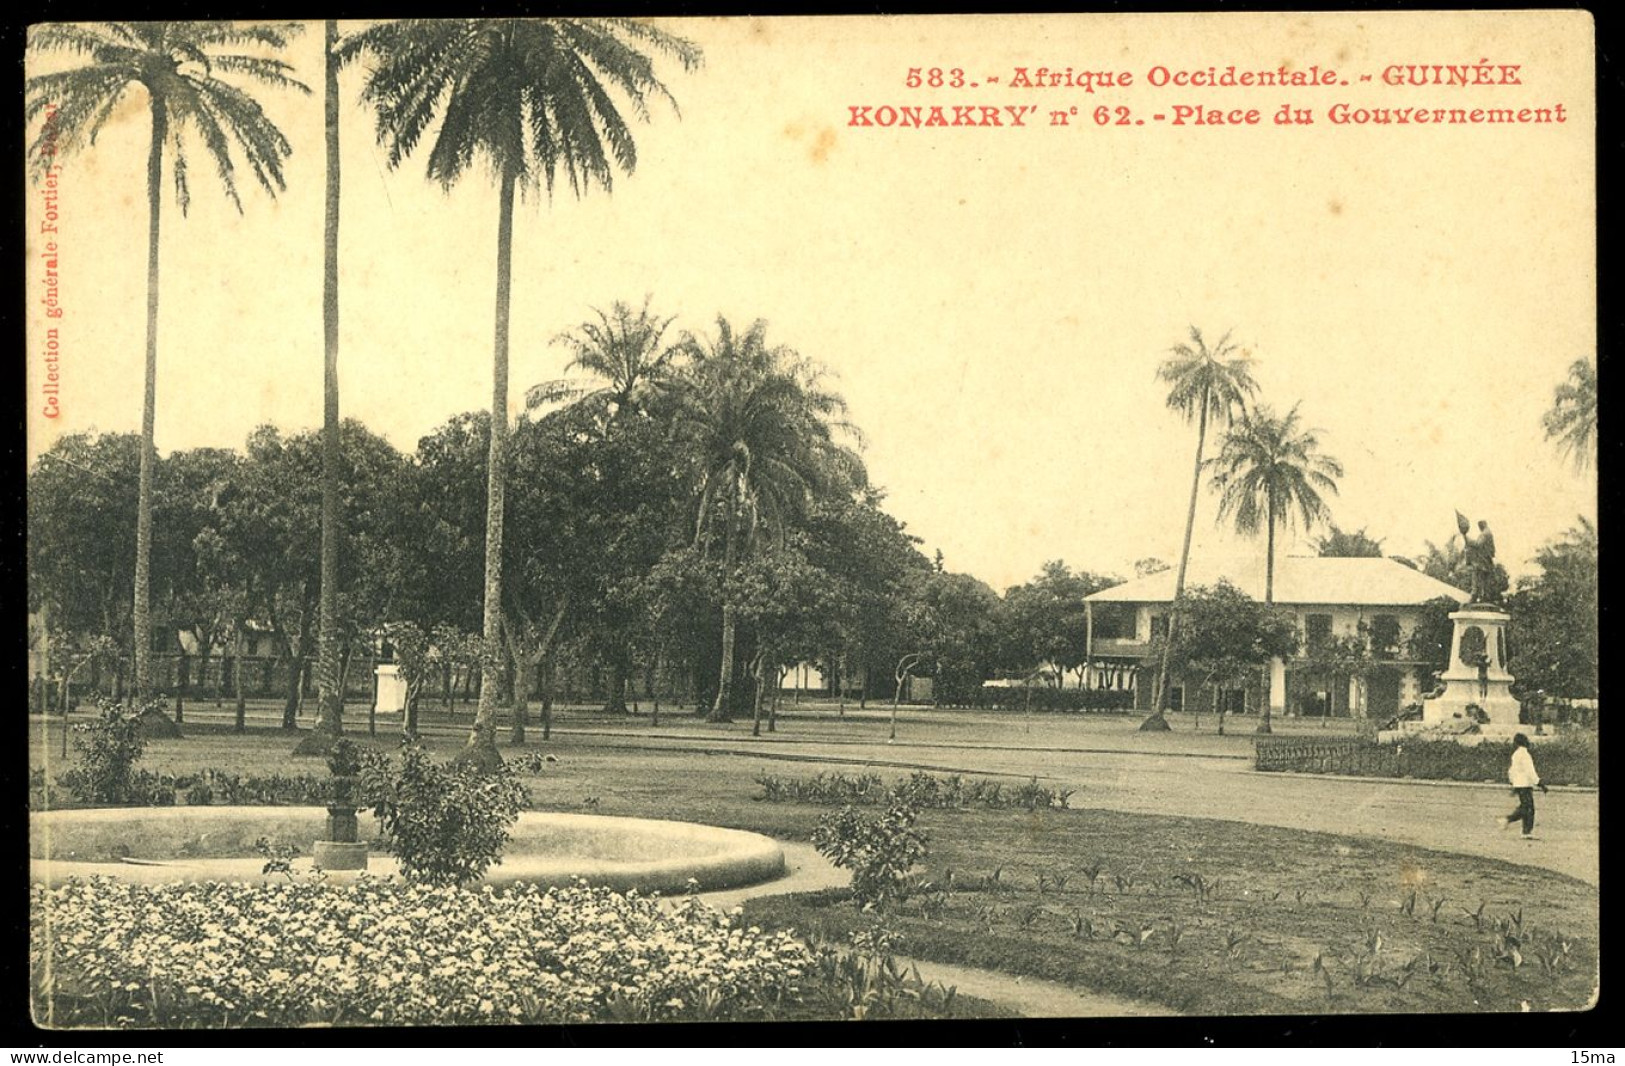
1501,732 -> 1549,837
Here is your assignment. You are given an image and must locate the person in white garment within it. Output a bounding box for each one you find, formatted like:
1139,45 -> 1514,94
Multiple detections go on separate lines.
1501,733 -> 1548,837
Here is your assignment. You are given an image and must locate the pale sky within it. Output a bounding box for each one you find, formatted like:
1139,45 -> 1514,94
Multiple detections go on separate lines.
25,13 -> 1597,591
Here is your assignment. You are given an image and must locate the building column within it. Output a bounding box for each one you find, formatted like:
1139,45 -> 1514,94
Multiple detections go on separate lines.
1348,674 -> 1361,719
1269,657 -> 1286,717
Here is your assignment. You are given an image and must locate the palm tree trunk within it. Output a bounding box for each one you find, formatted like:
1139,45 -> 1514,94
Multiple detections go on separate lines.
1144,388 -> 1210,732
233,630 -> 247,733
133,97 -> 167,706
1258,499 -> 1278,735
750,651 -> 766,736
460,165 -> 516,772
710,509 -> 739,722
299,19 -> 345,757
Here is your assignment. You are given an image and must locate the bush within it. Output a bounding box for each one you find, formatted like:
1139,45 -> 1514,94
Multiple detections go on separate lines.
60,699 -> 148,805
358,738 -> 530,886
812,803 -> 928,911
757,770 -> 1073,811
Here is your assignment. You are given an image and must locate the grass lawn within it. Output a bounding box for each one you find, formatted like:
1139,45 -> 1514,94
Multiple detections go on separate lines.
30,710 -> 1599,1018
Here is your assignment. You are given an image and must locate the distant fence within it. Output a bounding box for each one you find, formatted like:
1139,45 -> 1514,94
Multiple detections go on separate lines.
1254,737 -> 1399,777
1255,733 -> 1598,787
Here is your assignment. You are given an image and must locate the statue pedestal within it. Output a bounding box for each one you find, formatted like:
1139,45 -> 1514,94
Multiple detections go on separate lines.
1422,605 -> 1521,727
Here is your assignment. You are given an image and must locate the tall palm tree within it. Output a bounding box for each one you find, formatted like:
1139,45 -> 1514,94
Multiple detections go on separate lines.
1143,327 -> 1257,732
671,318 -> 865,721
1208,403 -> 1344,733
526,296 -> 680,421
1542,357 -> 1597,472
296,20 -> 348,756
342,19 -> 701,769
26,21 -> 308,706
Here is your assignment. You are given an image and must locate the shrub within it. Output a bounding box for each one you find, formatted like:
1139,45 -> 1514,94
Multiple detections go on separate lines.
812,803 -> 929,911
358,738 -> 530,886
60,699 -> 148,805
756,770 -> 1073,811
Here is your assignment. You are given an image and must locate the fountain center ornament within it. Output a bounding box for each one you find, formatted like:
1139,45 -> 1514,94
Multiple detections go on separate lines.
312,738 -> 369,871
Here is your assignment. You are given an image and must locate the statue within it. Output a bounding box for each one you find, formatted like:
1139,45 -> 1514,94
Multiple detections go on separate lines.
1456,511 -> 1498,604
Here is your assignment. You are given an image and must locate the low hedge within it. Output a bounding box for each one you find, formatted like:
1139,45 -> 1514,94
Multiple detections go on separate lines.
32,767 -> 331,811
1254,732 -> 1597,787
935,685 -> 1137,713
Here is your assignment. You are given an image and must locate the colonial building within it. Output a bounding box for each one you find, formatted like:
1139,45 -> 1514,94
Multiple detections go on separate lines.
1082,556 -> 1470,720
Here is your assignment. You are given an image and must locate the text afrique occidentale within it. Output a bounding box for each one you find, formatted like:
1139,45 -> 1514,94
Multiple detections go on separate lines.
849,60 -> 1563,130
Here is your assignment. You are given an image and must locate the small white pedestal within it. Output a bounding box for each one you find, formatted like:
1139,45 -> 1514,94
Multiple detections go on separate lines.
374,663 -> 407,716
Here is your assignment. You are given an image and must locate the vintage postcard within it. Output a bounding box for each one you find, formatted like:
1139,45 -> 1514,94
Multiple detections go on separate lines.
24,12 -> 1597,1032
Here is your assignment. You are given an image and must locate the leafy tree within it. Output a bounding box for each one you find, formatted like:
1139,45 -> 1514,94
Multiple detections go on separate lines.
341,18 -> 701,771
1405,596 -> 1459,692
727,543 -> 832,735
1134,557 -> 1171,578
1508,517 -> 1597,699
1158,581 -> 1296,733
1300,632 -> 1370,720
671,317 -> 866,721
907,569 -> 1004,706
214,422 -> 406,730
1145,327 -> 1258,732
28,434 -> 143,687
1542,357 -> 1597,472
799,495 -> 932,710
154,447 -> 242,719
26,21 -> 308,701
1316,524 -> 1385,558
401,413 -> 491,636
1001,561 -> 1119,687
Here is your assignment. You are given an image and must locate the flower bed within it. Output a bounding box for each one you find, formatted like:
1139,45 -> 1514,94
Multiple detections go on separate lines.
33,876 -> 823,1027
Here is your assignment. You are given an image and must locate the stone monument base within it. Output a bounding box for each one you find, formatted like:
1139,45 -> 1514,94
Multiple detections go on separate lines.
1421,604 -> 1521,728
313,840 -> 369,871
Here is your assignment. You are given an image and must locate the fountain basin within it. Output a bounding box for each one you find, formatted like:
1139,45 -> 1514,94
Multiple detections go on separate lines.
30,806 -> 787,893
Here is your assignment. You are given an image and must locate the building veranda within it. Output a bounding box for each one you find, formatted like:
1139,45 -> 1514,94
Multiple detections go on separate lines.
1082,556 -> 1470,722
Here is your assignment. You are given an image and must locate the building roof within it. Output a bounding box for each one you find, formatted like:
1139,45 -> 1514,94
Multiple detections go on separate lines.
1084,555 -> 1469,607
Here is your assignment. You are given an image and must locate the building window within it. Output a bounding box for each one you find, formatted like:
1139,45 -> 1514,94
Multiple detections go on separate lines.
1370,614 -> 1400,659
1168,685 -> 1183,711
1305,613 -> 1333,649
1223,688 -> 1246,715
1150,614 -> 1168,640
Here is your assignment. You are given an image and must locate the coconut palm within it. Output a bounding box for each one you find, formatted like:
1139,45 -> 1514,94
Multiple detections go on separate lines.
341,19 -> 701,769
1143,327 -> 1258,732
1542,357 -> 1597,472
1208,403 -> 1344,733
295,20 -> 349,756
525,296 -> 681,422
25,21 -> 308,704
670,318 -> 866,721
